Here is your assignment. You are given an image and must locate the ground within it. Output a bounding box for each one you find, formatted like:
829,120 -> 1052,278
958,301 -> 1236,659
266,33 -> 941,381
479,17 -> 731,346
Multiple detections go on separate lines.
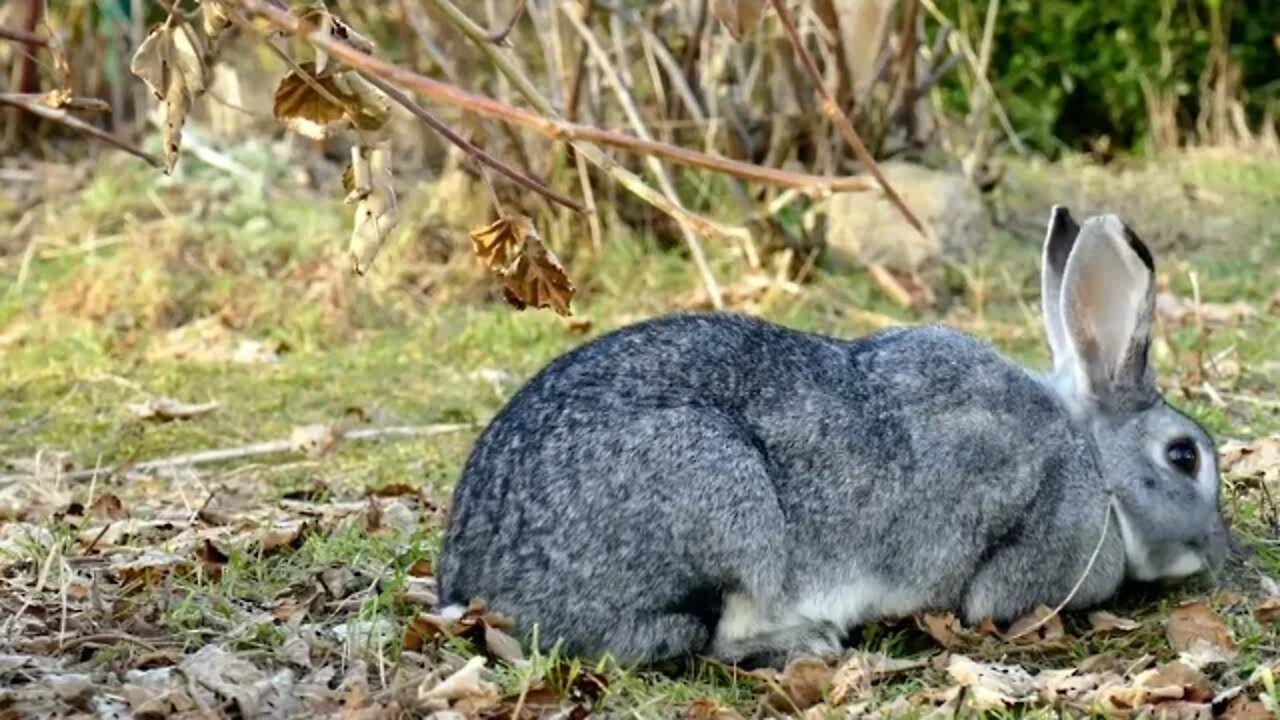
0,145 -> 1277,718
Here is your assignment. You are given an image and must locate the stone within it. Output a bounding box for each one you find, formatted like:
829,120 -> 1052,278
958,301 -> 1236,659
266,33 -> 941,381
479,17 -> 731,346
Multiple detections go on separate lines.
818,161 -> 991,272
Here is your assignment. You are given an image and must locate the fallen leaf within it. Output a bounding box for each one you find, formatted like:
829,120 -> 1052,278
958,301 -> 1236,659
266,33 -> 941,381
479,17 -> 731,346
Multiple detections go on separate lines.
687,697 -> 744,720
418,656 -> 500,714
946,655 -> 1037,710
289,424 -> 341,456
1221,695 -> 1274,720
125,396 -> 220,422
710,0 -> 768,41
1004,604 -> 1065,644
483,623 -> 524,663
1143,661 -> 1213,703
346,141 -> 398,274
1089,610 -> 1140,636
258,520 -> 308,556
768,657 -> 833,711
1166,602 -> 1238,666
130,20 -> 211,173
407,558 -> 433,577
1220,436 -> 1280,484
86,494 -> 127,522
1254,596 -> 1280,624
916,612 -> 981,648
828,653 -> 927,705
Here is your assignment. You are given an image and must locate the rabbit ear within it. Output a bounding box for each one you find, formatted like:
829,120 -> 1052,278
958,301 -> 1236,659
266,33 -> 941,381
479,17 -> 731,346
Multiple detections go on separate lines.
1041,205 -> 1080,374
1059,215 -> 1158,408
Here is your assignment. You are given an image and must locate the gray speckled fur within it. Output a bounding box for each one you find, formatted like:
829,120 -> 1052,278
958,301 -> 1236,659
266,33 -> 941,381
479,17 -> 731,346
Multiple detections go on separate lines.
437,209 -> 1228,667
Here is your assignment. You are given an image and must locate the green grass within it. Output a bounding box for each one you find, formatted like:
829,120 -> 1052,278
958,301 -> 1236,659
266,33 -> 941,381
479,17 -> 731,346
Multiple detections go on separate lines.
1,150 -> 1278,717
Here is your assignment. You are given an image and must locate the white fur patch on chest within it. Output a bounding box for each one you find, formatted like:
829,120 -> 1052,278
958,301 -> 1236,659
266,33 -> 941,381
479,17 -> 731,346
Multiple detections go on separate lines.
714,577 -> 923,645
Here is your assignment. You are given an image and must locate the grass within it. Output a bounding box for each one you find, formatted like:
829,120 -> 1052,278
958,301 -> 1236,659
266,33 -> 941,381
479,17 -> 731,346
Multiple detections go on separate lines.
0,148 -> 1278,718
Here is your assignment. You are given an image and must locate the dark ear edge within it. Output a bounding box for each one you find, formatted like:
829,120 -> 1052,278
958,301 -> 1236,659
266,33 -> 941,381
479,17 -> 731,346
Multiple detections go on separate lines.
1046,205 -> 1080,273
1042,205 -> 1081,371
1121,223 -> 1155,272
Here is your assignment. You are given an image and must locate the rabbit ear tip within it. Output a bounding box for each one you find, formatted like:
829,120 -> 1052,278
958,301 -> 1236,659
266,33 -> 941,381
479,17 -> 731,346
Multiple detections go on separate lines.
1050,204 -> 1073,221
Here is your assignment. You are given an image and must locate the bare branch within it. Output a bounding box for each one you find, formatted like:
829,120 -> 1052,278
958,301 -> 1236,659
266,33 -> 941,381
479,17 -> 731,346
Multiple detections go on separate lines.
0,25 -> 47,47
358,71 -> 587,213
769,0 -> 928,239
231,0 -> 871,198
0,94 -> 161,168
486,0 -> 528,44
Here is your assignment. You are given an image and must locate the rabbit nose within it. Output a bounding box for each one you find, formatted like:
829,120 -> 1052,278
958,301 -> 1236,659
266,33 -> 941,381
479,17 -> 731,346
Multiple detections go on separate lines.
1193,519 -> 1230,571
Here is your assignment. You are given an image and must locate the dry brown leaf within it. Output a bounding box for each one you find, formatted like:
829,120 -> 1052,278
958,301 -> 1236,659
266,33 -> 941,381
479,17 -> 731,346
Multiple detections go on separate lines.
418,656 -> 500,714
258,520 -> 308,556
470,215 -> 531,274
1143,661 -> 1214,703
770,657 -> 833,711
130,20 -> 210,173
1220,436 -> 1280,483
1088,610 -> 1140,636
827,653 -> 927,705
711,0 -> 769,41
1221,696 -> 1274,720
916,612 -> 982,648
273,64 -> 389,140
1004,604 -> 1065,644
346,141 -> 398,274
687,697 -> 744,720
125,396 -> 220,422
1254,596 -> 1280,624
1166,602 -> 1238,666
87,494 -> 127,522
946,655 -> 1038,710
502,238 -> 576,317
482,623 -> 525,663
470,216 -> 576,316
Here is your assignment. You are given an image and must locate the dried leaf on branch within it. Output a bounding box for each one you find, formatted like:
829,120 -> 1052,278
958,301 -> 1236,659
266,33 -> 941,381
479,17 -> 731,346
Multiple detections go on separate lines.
273,64 -> 390,139
470,216 -> 576,316
344,141 -> 399,274
129,17 -> 220,173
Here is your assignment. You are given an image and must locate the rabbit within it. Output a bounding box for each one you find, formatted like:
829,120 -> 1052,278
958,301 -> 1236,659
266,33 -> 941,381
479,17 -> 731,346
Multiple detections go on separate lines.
436,206 -> 1229,668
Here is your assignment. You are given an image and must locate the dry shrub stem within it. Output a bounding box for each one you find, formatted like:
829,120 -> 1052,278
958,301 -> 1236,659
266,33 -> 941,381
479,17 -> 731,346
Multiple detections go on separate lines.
768,0 -> 927,239
232,0 -> 871,196
0,25 -> 47,46
0,93 -> 161,168
358,71 -> 586,213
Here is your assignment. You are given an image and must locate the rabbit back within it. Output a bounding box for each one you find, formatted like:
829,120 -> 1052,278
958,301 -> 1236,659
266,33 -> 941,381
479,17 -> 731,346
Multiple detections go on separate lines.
437,313 -> 1121,664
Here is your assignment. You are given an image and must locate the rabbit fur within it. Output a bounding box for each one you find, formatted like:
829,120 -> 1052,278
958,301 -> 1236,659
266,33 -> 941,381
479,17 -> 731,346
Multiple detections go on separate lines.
437,207 -> 1229,668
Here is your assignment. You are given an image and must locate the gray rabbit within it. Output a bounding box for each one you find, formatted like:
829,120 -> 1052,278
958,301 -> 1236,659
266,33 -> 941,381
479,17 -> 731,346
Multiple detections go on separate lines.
437,207 -> 1228,668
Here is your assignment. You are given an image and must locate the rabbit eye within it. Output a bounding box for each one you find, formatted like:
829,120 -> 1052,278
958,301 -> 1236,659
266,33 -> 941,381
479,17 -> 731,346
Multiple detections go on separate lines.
1166,439 -> 1199,476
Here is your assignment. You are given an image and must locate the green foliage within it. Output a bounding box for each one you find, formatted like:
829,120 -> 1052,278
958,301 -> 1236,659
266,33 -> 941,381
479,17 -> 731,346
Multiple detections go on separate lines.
934,0 -> 1280,154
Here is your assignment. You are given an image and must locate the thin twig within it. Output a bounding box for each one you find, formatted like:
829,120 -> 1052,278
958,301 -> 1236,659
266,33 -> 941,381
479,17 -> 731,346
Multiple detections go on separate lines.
0,93 -> 110,113
0,94 -> 161,168
485,0 -> 528,44
231,0 -> 871,198
0,423 -> 478,485
559,2 -> 723,308
360,71 -> 585,213
768,0 -> 927,239
0,25 -> 47,46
